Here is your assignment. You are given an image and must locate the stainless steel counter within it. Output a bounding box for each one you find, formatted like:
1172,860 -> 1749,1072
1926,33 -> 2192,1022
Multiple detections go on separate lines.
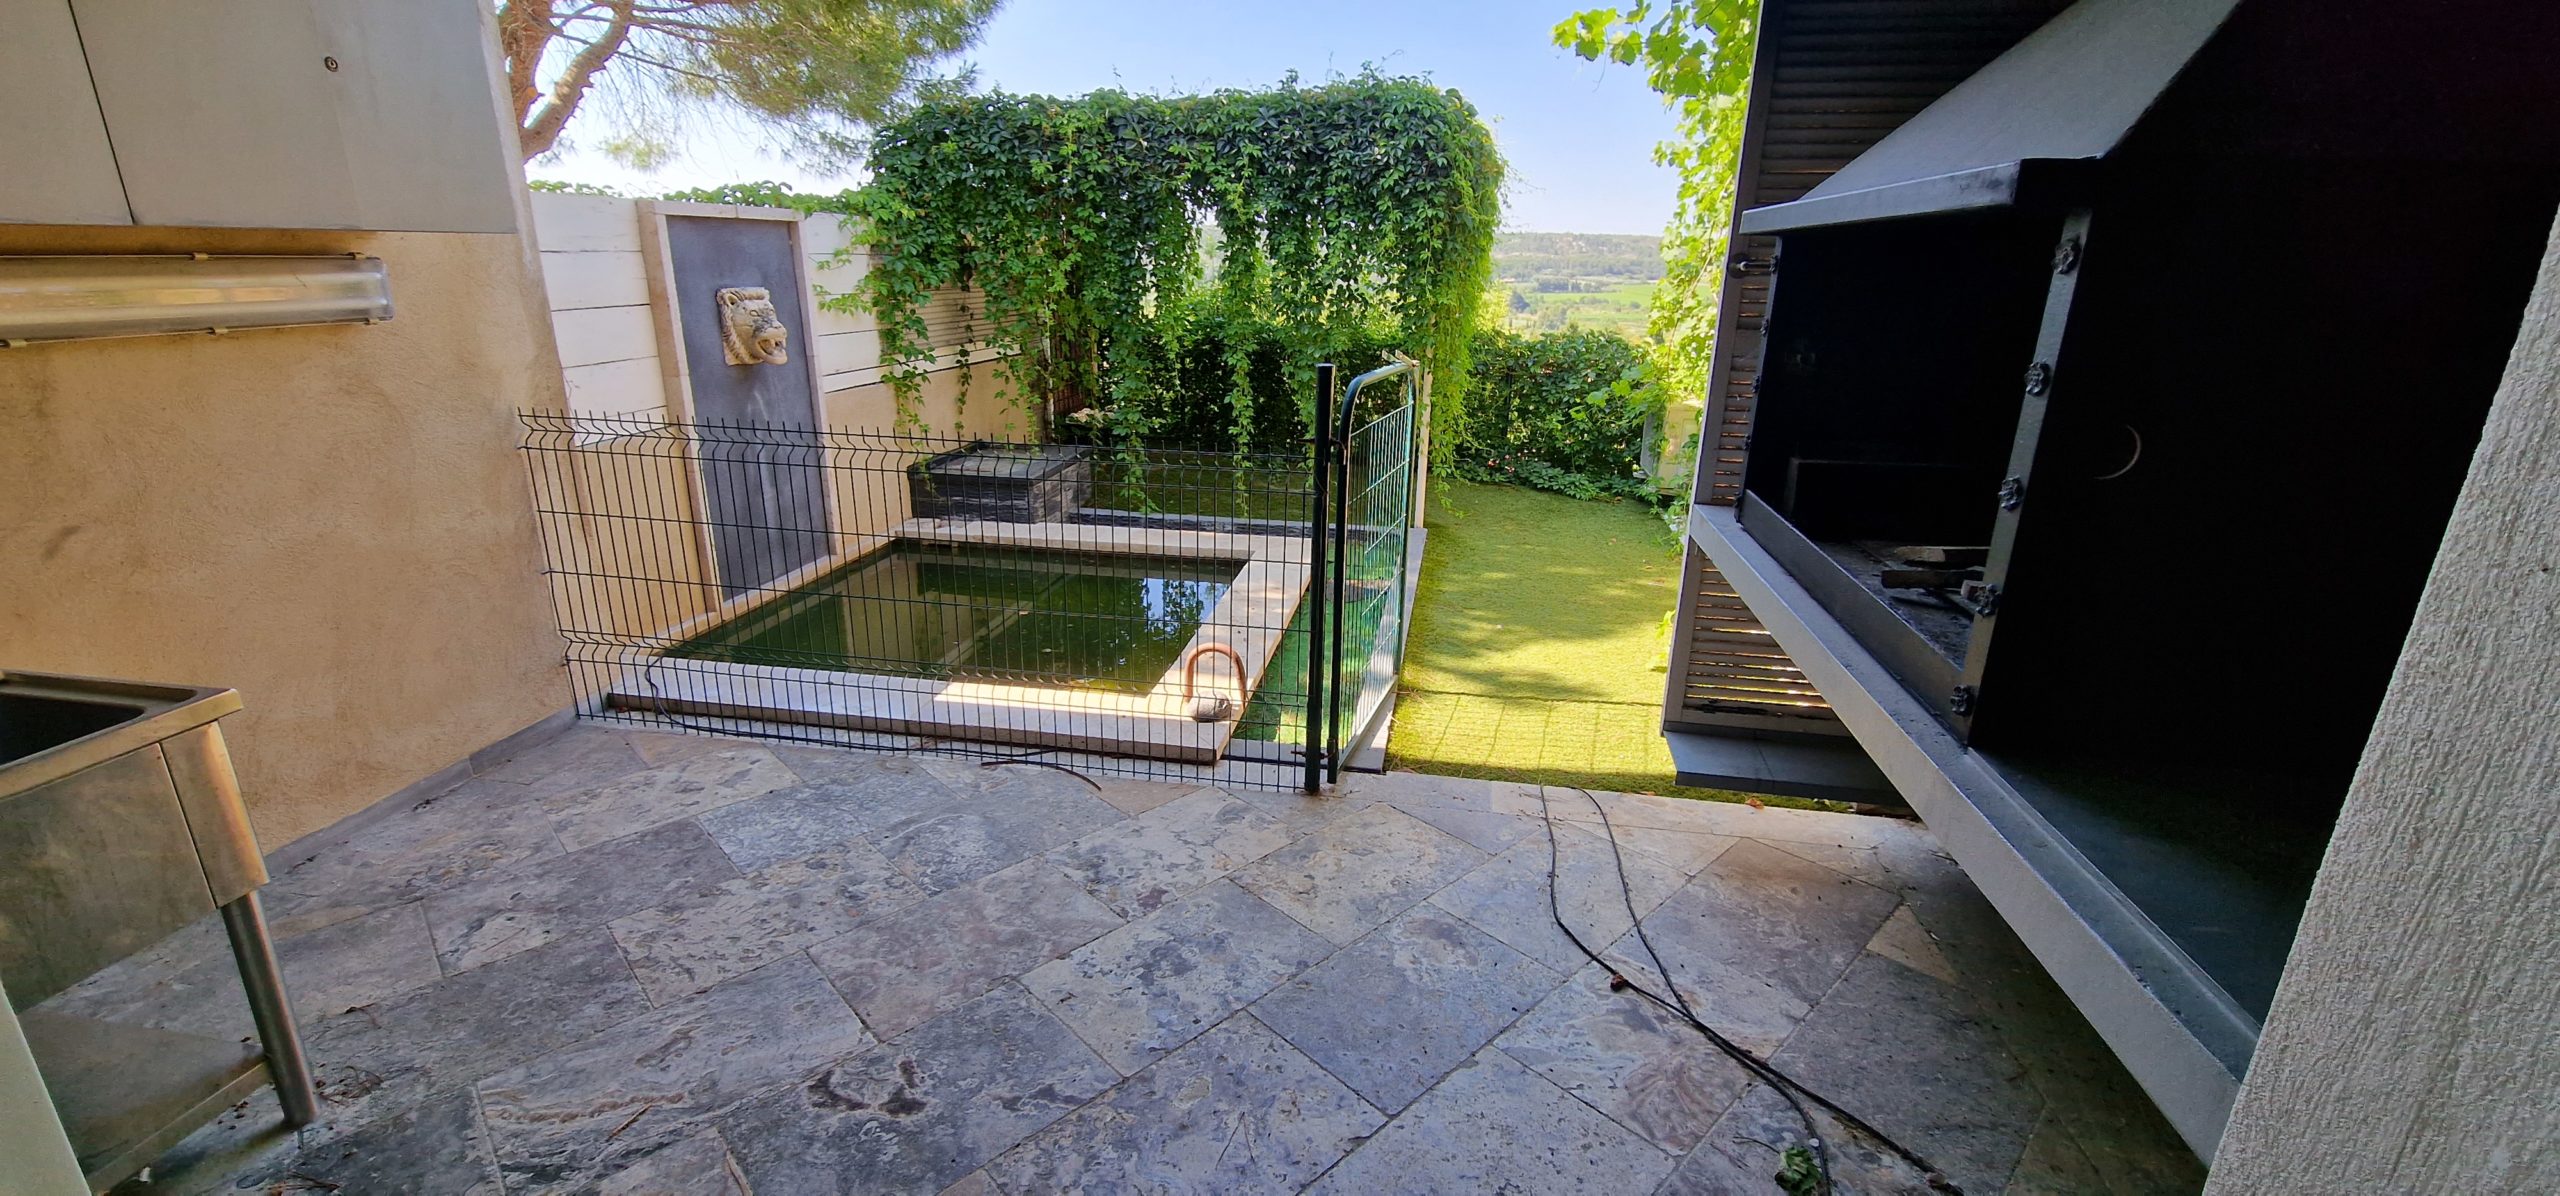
0,669 -> 317,1192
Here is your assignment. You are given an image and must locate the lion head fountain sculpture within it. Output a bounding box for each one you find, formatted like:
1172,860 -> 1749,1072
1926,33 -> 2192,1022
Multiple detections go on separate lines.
715,286 -> 790,366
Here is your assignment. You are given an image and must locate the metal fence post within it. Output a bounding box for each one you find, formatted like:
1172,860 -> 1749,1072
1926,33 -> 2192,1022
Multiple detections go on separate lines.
1304,363 -> 1336,794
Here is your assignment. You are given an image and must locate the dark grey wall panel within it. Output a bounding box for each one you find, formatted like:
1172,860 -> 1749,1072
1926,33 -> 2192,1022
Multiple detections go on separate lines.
72,0 -> 518,232
665,215 -> 828,597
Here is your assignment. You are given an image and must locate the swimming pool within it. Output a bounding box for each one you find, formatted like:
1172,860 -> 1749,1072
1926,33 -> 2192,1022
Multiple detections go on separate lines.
670,542 -> 1241,693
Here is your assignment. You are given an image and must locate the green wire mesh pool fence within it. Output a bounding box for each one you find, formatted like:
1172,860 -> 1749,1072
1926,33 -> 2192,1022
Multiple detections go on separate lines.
517,370 -> 1414,793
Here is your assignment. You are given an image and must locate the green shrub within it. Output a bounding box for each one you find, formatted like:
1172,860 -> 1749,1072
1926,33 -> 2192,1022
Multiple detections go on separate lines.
1452,327 -> 1662,501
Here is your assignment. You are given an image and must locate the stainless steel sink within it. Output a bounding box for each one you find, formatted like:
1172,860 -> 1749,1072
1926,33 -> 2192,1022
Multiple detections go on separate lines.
0,669 -> 316,1192
0,692 -> 147,765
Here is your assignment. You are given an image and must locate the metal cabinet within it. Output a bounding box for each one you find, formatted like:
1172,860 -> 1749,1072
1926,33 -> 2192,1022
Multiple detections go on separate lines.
0,0 -> 518,233
0,1 -> 128,226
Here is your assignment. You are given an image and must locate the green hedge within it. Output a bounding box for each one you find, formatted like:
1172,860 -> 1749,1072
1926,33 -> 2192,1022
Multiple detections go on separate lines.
1448,327 -> 1661,500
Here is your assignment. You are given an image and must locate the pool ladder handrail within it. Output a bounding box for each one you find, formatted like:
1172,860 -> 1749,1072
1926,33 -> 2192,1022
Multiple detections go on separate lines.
1182,643 -> 1245,721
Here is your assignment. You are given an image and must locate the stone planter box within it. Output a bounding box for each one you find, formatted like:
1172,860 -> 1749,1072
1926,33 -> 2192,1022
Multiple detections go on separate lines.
909,442 -> 1094,523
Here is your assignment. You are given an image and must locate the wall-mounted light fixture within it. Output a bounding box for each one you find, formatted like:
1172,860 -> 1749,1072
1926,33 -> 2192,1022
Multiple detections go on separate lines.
0,254 -> 393,347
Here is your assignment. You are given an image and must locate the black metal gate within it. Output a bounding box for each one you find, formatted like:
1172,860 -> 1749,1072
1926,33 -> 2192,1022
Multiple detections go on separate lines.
1302,360 -> 1420,792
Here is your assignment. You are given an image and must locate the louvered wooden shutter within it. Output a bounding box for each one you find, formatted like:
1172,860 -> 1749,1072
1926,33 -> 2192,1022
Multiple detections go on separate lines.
1668,0 -> 2070,731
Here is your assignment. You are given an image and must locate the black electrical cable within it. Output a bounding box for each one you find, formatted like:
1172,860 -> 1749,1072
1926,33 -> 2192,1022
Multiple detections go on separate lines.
974,756 -> 1105,791
1538,785 -> 1961,1195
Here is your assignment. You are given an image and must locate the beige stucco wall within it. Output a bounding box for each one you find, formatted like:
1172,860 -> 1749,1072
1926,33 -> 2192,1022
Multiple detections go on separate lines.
2205,213 -> 2560,1189
0,220 -> 570,849
824,360 -> 1021,438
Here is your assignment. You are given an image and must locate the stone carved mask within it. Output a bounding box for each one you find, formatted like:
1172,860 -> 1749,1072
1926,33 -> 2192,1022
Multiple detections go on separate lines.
716,286 -> 790,366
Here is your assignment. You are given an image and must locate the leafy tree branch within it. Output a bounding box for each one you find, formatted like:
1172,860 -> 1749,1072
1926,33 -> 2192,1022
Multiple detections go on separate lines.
1555,2 -> 1758,401
497,0 -> 1003,166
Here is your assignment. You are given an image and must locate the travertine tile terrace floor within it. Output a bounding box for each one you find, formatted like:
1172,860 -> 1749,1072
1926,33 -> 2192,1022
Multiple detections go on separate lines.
59,726 -> 2203,1194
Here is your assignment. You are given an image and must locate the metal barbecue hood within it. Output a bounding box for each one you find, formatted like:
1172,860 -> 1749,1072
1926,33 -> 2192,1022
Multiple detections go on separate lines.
1739,0 -> 2242,234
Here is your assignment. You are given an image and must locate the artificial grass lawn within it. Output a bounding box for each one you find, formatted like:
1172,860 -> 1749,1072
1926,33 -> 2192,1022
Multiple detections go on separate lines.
1388,479 -> 1812,807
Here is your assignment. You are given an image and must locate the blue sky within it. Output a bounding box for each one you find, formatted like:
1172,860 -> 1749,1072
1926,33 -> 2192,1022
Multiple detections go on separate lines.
531,0 -> 1680,235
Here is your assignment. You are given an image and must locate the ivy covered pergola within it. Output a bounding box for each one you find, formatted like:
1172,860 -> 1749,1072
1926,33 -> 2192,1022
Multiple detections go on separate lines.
855,73 -> 1504,454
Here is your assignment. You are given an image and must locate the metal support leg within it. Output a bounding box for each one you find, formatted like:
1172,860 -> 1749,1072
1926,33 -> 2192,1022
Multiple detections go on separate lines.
219,893 -> 319,1126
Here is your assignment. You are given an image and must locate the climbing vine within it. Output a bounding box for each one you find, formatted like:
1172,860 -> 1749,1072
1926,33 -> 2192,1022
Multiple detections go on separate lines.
856,72 -> 1504,453
1556,3 -> 1758,405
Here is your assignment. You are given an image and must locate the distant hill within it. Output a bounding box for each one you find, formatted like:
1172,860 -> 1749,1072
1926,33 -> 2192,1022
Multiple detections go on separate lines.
1493,232 -> 1665,289
1491,232 -> 1665,340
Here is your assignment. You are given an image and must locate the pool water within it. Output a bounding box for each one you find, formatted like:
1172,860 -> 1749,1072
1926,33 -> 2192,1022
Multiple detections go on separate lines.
671,542 -> 1238,693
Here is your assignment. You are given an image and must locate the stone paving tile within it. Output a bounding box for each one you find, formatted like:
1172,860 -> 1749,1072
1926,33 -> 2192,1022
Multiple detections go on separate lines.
1226,782 -> 1387,836
808,858 -> 1123,1038
241,1086 -> 506,1196
1762,952 -> 2043,1195
1345,770 -> 1542,816
622,728 -> 754,768
1390,801 -> 1543,854
987,1013 -> 1384,1195
1088,777 -> 1210,817
1599,822 -> 1740,877
1252,905 -> 1556,1113
869,770 -> 1127,894
476,956 -> 872,1192
1558,787 -> 1934,853
1867,904 -> 1962,986
98,1088 -> 299,1196
697,761 -> 964,873
1602,838 -> 1901,1053
105,1085 -> 507,1196
762,740 -> 912,782
100,754 -> 2206,1196
1045,787 -> 1296,919
1761,829 -> 1965,899
425,820 -> 740,974
2005,1109 -> 2112,1195
40,916 -> 229,1016
1494,962 -> 1752,1153
1020,880 -> 1332,1075
542,746 -> 800,852
45,900 -> 444,1042
300,931 -> 653,1128
611,838 -> 928,1005
2038,1093 -> 2204,1195
273,901 -> 448,1022
262,779 -> 566,934
1528,786 -> 1742,876
590,1131 -> 750,1195
1856,842 -> 2205,1193
1231,804 -> 1488,944
1657,1081 -> 1933,1196
1427,818 -> 1697,977
1304,1046 -> 1673,1194
938,1171 -> 999,1196
37,920 -> 248,1043
716,984 -> 1118,1195
474,726 -> 649,793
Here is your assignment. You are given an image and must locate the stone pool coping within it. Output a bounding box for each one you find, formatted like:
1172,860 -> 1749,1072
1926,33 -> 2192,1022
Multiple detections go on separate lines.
604,517 -> 1311,763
